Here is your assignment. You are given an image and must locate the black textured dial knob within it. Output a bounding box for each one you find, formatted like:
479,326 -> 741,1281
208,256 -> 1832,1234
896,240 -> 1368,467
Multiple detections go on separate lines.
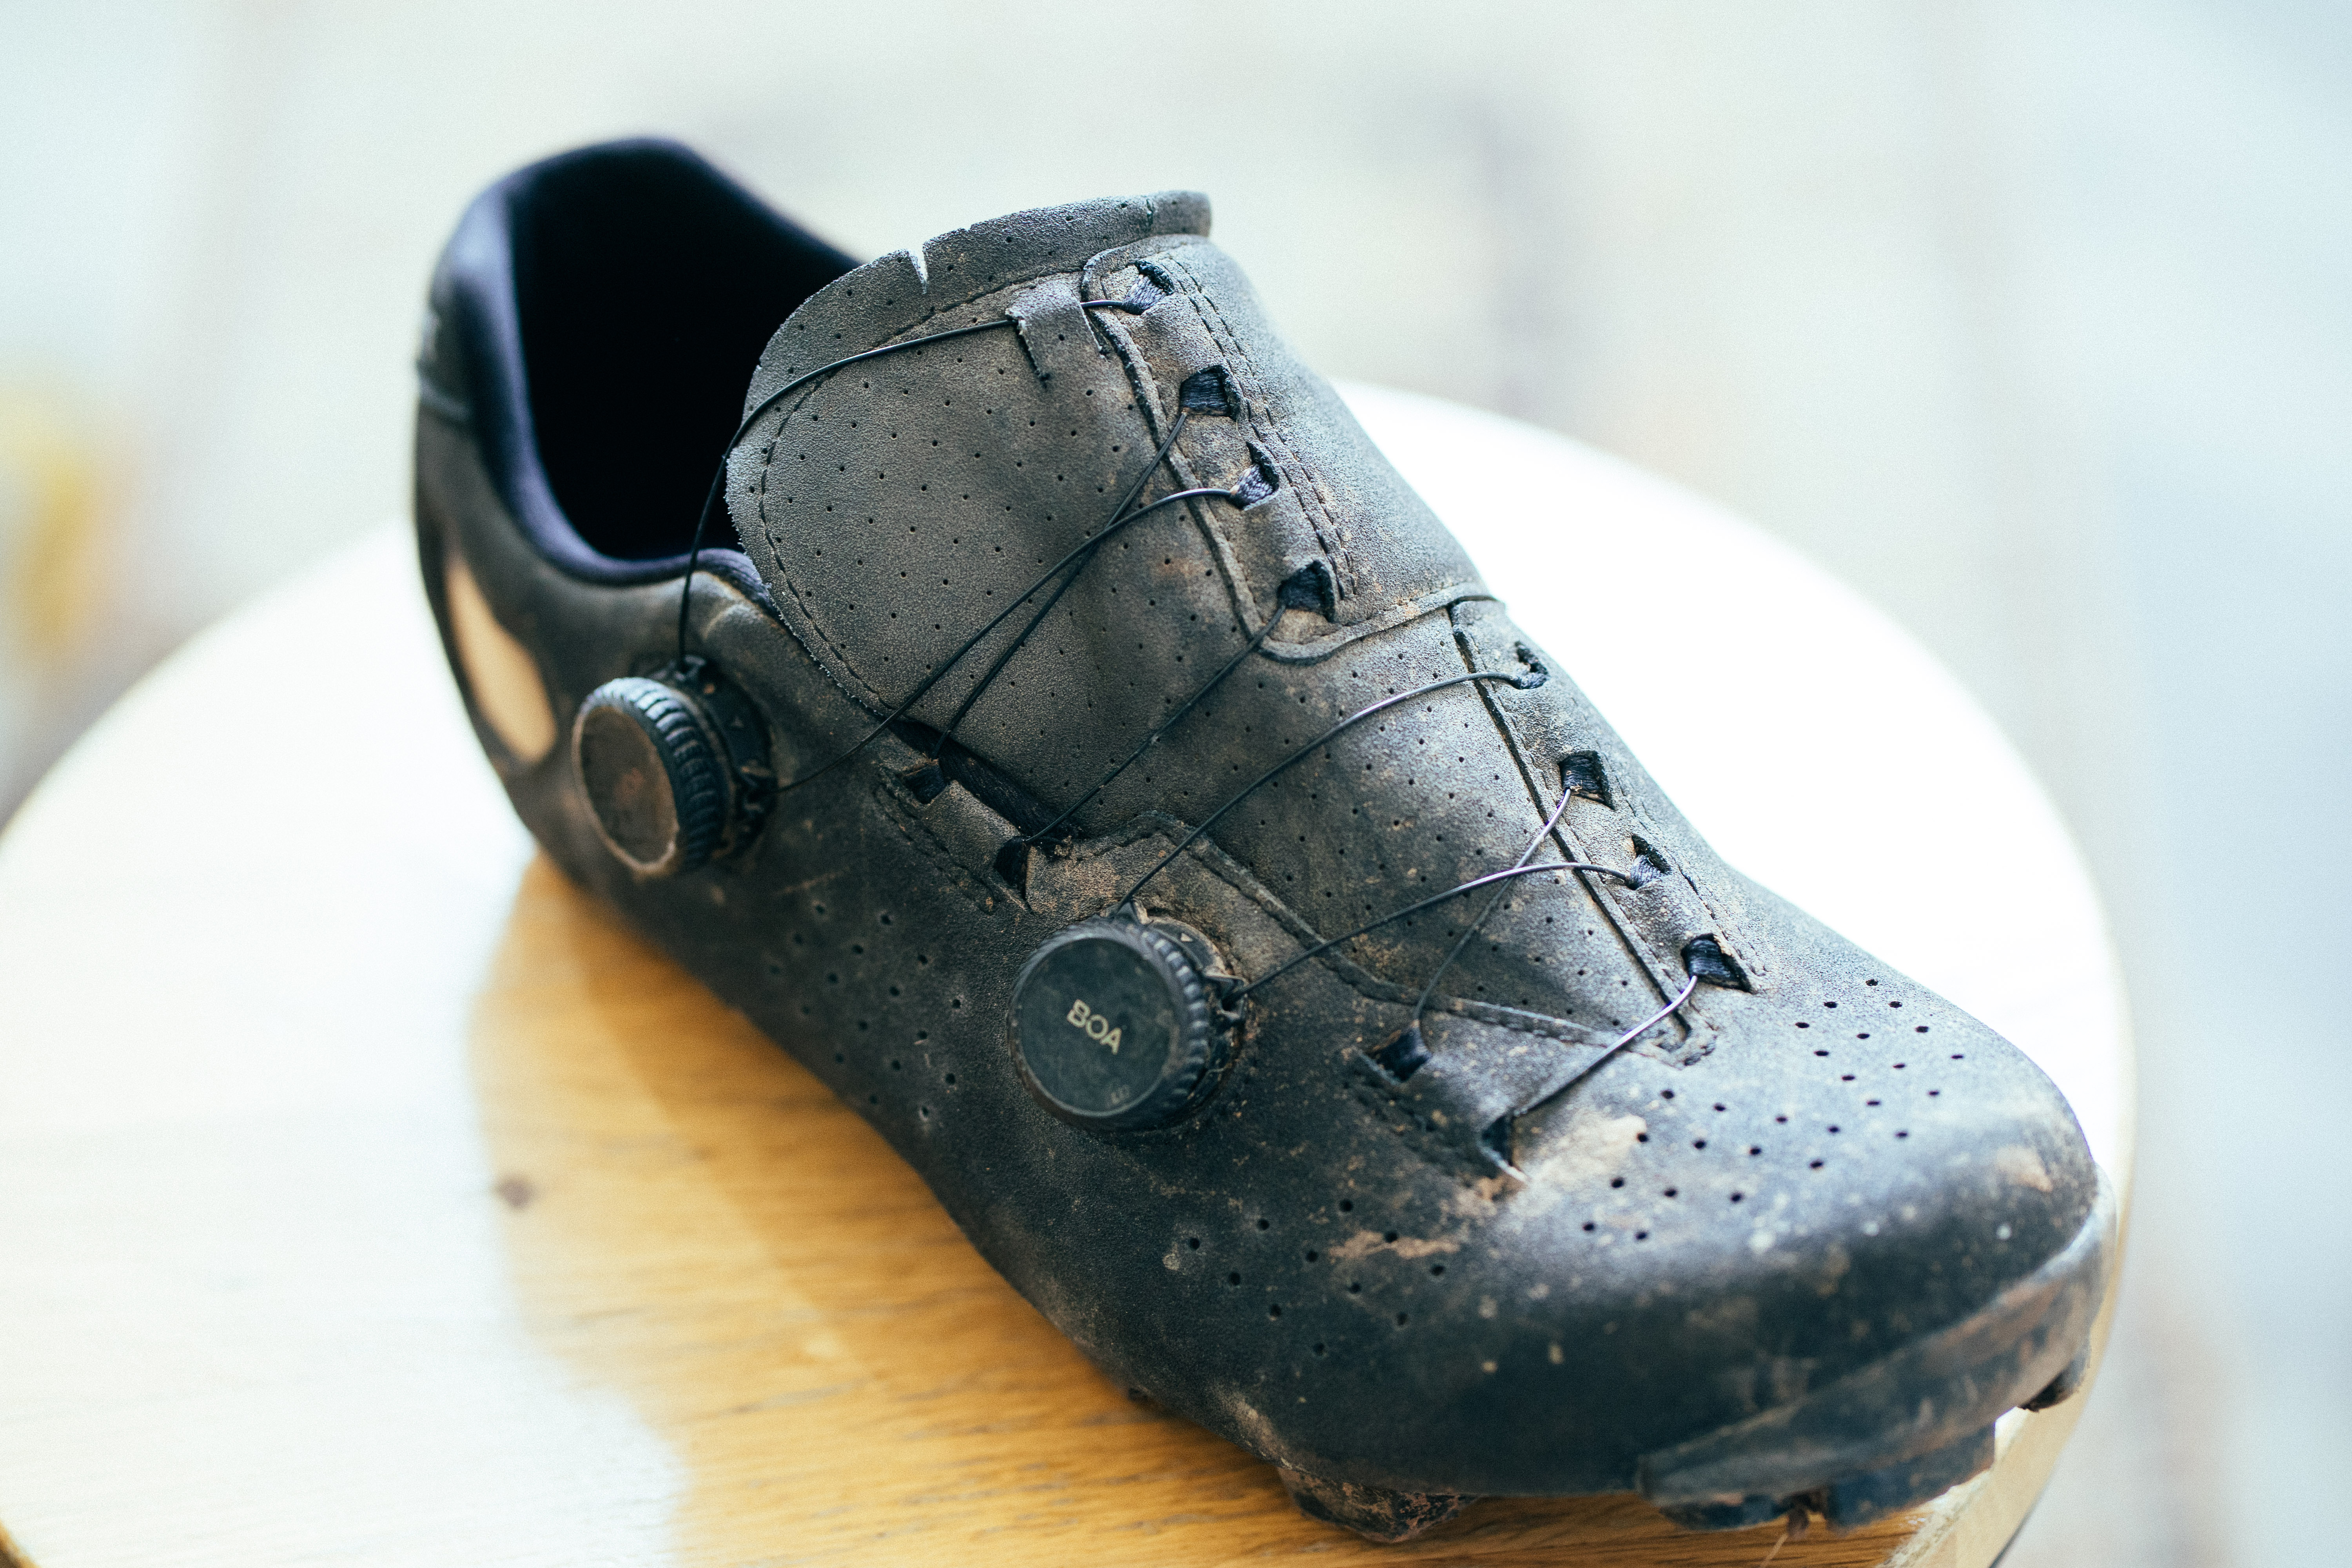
1011,916 -> 1231,1132
572,676 -> 729,877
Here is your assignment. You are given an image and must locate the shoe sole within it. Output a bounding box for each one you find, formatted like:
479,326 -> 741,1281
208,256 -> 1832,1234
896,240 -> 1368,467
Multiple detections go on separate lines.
1641,1171 -> 2114,1530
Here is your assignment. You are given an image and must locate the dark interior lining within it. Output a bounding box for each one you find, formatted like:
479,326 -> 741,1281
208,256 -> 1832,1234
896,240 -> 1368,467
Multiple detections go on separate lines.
510,147 -> 856,562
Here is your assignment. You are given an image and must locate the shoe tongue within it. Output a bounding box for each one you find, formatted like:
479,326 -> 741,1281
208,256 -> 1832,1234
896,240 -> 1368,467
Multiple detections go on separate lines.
744,190 -> 1211,404
726,183 -> 1484,746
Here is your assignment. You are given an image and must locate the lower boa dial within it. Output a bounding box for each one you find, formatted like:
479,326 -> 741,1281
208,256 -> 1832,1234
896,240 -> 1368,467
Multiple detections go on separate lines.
1010,916 -> 1234,1132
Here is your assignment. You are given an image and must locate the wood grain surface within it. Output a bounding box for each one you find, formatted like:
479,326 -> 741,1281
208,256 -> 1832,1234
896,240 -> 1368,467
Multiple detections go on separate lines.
0,390 -> 2129,1566
472,850 -> 2113,1566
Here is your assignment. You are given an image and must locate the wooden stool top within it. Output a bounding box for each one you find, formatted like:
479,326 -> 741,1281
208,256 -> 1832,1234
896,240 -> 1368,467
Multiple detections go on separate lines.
0,389 -> 2128,1566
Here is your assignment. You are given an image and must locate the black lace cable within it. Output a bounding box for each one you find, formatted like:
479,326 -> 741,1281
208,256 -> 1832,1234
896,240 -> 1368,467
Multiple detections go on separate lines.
1009,613 -> 1279,854
1234,858 -> 1632,1000
675,289 -> 1193,661
1114,651 -> 1702,1044
925,407 -> 1202,760
666,289 -> 1703,1054
669,321 -> 1246,798
929,483 -> 1238,762
1404,775 -> 1694,1049
1235,758 -> 1697,1049
1606,972 -> 1701,1052
675,316 -> 1024,660
927,561 -> 1087,760
1236,780 -> 1624,997
770,483 -> 1248,798
1403,757 -> 1700,1045
1117,668 -> 1547,909
1408,772 -> 1590,1028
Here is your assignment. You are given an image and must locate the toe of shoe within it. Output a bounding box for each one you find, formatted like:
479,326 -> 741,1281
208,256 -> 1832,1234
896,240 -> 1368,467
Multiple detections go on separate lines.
1414,1001 -> 2104,1496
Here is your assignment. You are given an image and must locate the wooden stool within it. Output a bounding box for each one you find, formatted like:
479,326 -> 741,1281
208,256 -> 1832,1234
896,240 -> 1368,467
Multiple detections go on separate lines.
0,388 -> 2129,1567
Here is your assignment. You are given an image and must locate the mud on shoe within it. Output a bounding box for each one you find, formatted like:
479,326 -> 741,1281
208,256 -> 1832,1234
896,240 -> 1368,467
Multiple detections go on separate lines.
414,140 -> 2112,1543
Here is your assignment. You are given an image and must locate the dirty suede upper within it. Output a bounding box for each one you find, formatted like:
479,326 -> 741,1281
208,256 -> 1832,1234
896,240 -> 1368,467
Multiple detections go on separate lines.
726,195 -> 1690,1047
420,174 -> 2107,1501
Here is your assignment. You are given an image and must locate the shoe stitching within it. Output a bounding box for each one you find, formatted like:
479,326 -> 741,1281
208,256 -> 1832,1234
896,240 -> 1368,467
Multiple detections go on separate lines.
1254,584 -> 1500,665
1161,252 -> 1329,564
1345,1052 -> 1496,1183
1100,247 -> 1490,660
1080,261 -> 1272,643
1612,786 -> 1754,991
756,196 -> 1201,391
1455,613 -> 1686,1025
1085,243 -> 1467,655
713,259 -> 1716,1124
1462,592 -> 1751,995
746,371 -> 911,715
1158,245 -> 1354,595
877,771 -> 1020,918
1450,604 -> 1740,1069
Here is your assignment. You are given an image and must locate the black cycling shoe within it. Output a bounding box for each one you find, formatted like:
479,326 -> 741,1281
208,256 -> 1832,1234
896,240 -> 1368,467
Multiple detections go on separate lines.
414,140 -> 2110,1543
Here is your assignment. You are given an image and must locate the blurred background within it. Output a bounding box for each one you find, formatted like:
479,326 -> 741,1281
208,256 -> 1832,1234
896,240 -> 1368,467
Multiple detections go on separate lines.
3,2 -> 2345,1562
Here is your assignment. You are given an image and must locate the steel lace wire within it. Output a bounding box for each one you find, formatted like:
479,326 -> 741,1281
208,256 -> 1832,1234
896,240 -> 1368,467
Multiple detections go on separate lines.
1398,752 -> 1700,1055
1607,972 -> 1701,1053
1416,971 -> 1697,1183
673,290 -> 1196,661
917,386 -> 1212,761
1233,859 -> 1630,1000
1408,776 -> 1594,1031
671,334 -> 1234,798
926,562 -> 1088,761
1233,782 -> 1631,1000
1118,662 -> 1706,1070
1119,659 -> 1705,1050
665,294 -> 1704,1053
1400,770 -> 1706,1052
675,316 -> 1025,661
1115,668 -> 1548,910
925,477 -> 1256,770
1011,613 -> 1279,855
771,479 -> 1230,797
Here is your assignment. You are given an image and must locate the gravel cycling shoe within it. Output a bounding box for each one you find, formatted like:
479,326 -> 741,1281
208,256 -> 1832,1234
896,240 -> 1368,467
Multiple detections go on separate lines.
414,140 -> 2111,1542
